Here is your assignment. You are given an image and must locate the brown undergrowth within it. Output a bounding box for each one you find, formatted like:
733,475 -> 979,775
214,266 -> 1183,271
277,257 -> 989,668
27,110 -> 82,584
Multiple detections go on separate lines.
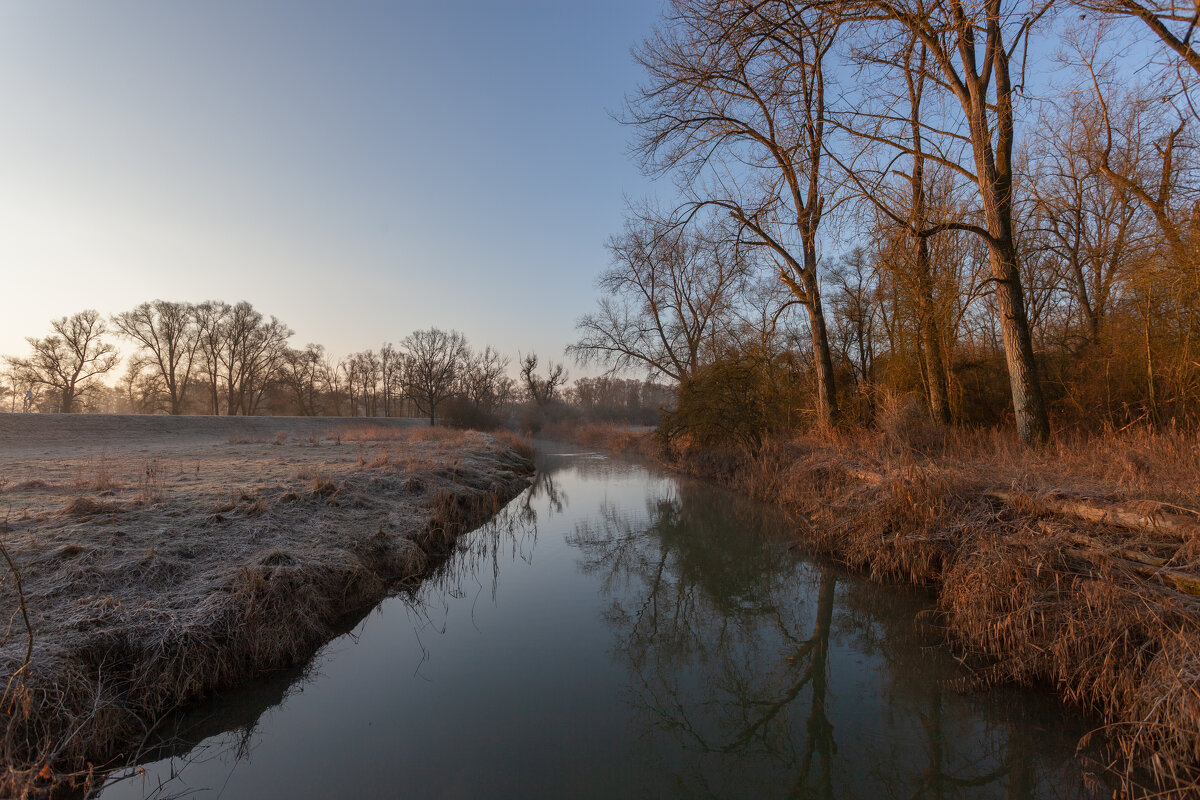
538,421 -> 658,457
0,426 -> 534,798
660,412 -> 1200,798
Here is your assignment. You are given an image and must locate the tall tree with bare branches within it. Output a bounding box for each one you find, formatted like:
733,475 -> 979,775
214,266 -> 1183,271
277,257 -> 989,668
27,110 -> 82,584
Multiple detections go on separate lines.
111,301 -> 201,415
827,0 -> 1053,441
7,310 -> 119,413
570,210 -> 750,382
628,0 -> 843,425
400,328 -> 468,425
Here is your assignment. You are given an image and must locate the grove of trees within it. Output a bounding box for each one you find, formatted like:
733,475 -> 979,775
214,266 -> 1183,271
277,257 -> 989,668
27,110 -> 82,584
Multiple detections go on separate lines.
574,0 -> 1200,444
2,302 -> 666,429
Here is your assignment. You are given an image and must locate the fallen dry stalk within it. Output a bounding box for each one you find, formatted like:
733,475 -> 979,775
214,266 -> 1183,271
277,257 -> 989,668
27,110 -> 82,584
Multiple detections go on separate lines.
988,489 -> 1200,541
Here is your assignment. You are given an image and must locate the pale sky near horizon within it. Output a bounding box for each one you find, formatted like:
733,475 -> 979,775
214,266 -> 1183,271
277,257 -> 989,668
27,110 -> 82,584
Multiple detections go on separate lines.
0,2 -> 1166,383
0,1 -> 662,373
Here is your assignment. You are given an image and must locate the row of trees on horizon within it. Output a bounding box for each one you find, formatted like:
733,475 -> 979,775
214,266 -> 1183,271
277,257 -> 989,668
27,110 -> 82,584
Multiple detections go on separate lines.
0,302 -> 669,428
570,0 -> 1200,444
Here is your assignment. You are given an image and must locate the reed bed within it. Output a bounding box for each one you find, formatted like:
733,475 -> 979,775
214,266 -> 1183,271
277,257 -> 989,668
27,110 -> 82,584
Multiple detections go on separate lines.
660,410 -> 1200,798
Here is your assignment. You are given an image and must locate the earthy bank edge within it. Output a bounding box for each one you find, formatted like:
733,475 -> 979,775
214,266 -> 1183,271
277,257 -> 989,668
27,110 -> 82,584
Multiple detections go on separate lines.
0,429 -> 535,799
567,423 -> 1200,799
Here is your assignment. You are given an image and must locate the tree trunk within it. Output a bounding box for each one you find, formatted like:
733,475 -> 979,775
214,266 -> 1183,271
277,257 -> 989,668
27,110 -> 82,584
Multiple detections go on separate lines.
968,74 -> 1050,442
988,238 -> 1050,442
802,267 -> 839,427
916,240 -> 952,425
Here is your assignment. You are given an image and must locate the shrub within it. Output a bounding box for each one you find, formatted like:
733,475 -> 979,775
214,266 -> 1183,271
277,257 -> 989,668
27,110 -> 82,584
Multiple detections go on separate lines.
659,347 -> 799,450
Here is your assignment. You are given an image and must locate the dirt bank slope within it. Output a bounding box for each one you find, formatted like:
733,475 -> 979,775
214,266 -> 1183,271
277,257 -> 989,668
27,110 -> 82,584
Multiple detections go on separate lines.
0,415 -> 534,796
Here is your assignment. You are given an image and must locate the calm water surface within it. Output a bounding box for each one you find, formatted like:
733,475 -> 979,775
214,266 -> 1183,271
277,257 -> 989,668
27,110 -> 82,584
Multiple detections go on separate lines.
97,444 -> 1096,799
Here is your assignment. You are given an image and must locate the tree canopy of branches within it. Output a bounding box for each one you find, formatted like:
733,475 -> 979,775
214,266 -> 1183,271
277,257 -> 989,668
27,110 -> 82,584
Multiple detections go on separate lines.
110,301 -> 201,415
1074,0 -> 1200,76
627,0 -> 844,426
570,212 -> 751,382
7,310 -> 119,413
400,328 -> 469,425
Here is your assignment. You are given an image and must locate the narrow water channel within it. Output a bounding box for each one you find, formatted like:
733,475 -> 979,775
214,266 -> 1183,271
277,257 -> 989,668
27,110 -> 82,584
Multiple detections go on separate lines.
97,443 -> 1096,799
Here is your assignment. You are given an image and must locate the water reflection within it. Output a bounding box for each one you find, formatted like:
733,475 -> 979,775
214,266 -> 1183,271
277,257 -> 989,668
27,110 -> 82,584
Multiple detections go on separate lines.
570,477 -> 1096,799
98,499 -> 541,799
96,444 -> 1094,800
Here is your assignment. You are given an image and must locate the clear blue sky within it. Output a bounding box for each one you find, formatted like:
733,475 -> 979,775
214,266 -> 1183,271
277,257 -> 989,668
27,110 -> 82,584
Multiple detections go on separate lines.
0,1 -> 663,369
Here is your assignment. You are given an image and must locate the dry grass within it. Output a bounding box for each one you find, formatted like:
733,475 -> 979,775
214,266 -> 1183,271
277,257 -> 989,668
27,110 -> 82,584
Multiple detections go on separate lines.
665,418 -> 1200,798
0,418 -> 534,798
538,421 -> 656,456
493,431 -> 535,462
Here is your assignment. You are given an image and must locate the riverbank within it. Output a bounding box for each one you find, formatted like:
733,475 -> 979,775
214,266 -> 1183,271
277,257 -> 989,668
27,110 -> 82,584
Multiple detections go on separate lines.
0,415 -> 534,797
567,418 -> 1200,798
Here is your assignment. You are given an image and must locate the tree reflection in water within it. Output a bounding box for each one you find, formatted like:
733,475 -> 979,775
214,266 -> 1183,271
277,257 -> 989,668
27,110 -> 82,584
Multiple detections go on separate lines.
569,477 -> 1095,800
95,449 -> 1093,800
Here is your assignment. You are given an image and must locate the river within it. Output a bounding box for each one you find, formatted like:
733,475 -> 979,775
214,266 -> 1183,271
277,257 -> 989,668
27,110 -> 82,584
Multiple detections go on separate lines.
96,442 -> 1097,799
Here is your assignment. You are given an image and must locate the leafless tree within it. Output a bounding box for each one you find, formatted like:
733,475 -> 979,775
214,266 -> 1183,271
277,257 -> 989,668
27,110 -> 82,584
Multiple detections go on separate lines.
1072,36 -> 1196,261
827,247 -> 879,388
280,344 -> 328,416
570,211 -> 749,381
348,349 -> 381,416
120,355 -> 164,414
110,300 -> 201,414
193,300 -> 231,414
400,328 -> 468,424
520,353 -> 568,407
460,346 -> 514,413
6,310 -> 119,413
1027,91 -> 1152,346
380,343 -> 401,417
827,0 -> 1053,441
836,33 -> 962,422
627,0 -> 843,425
1074,0 -> 1200,76
216,302 -> 292,415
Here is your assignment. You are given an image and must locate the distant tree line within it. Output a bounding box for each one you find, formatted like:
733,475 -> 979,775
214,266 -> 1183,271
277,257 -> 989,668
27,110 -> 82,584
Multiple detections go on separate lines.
1,301 -> 667,427
572,0 -> 1200,444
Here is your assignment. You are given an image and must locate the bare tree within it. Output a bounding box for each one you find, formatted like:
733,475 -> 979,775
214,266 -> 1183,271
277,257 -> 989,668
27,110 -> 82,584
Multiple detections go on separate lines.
1074,39 -> 1195,261
828,0 -> 1053,441
348,350 -> 381,416
1074,0 -> 1200,76
628,0 -> 843,425
216,302 -> 292,415
193,300 -> 231,414
837,34 -> 960,422
570,211 -> 749,381
460,346 -> 514,413
120,356 -> 164,414
520,353 -> 568,407
110,300 -> 201,414
827,247 -> 878,388
6,310 -> 119,413
380,343 -> 400,417
400,328 -> 468,424
1028,91 -> 1151,346
280,344 -> 327,416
